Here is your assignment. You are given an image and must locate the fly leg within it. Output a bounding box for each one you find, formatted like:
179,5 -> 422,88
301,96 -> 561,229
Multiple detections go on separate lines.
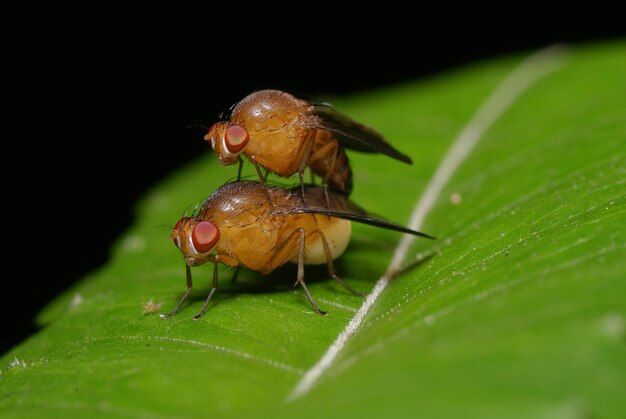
322,186 -> 331,210
308,139 -> 338,209
231,266 -> 241,283
298,173 -> 308,207
321,144 -> 340,209
269,228 -> 327,315
252,160 -> 266,183
237,156 -> 244,181
319,229 -> 365,297
249,159 -> 277,212
297,130 -> 317,207
294,228 -> 327,315
161,264 -> 193,319
193,258 -> 220,320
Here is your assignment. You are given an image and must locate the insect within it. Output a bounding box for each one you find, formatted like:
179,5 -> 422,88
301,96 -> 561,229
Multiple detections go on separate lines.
163,181 -> 433,320
204,90 -> 412,196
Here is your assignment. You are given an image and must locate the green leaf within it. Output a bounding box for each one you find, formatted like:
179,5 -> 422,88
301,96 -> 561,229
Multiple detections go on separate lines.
2,42 -> 625,419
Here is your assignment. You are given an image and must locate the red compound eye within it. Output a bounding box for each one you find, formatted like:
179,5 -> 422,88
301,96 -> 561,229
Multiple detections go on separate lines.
191,221 -> 220,254
224,124 -> 249,153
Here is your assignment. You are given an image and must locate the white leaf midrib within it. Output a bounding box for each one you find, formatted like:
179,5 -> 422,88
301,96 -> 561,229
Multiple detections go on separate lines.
287,45 -> 567,401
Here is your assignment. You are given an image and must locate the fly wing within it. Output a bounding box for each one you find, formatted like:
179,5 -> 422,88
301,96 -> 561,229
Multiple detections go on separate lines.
309,103 -> 412,164
276,186 -> 434,239
289,207 -> 434,238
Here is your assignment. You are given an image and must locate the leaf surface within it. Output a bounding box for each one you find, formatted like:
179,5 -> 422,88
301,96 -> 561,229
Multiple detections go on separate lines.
1,42 -> 624,419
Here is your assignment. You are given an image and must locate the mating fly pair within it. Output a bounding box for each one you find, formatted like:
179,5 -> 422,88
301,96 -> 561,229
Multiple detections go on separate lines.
163,90 -> 433,320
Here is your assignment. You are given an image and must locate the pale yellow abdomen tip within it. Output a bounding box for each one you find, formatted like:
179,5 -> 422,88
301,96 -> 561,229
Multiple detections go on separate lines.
290,219 -> 351,265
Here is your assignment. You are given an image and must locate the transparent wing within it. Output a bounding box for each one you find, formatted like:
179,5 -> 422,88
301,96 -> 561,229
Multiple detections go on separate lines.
276,186 -> 434,239
309,104 -> 412,164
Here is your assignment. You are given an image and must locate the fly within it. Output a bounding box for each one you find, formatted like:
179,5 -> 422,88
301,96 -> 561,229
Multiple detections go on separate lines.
163,181 -> 433,320
204,90 -> 412,197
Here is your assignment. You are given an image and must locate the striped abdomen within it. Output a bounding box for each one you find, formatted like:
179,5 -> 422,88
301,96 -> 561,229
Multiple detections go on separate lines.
308,130 -> 353,195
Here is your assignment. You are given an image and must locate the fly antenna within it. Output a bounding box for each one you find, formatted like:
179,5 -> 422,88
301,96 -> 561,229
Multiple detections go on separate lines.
187,119 -> 211,131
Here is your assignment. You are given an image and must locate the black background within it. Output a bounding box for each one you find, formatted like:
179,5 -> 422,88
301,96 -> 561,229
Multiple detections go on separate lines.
3,9 -> 624,355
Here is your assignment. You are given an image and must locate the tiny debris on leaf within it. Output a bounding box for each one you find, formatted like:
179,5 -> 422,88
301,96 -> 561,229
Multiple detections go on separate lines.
8,357 -> 27,368
600,313 -> 625,340
69,293 -> 83,309
450,192 -> 462,205
142,299 -> 163,315
121,234 -> 146,252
